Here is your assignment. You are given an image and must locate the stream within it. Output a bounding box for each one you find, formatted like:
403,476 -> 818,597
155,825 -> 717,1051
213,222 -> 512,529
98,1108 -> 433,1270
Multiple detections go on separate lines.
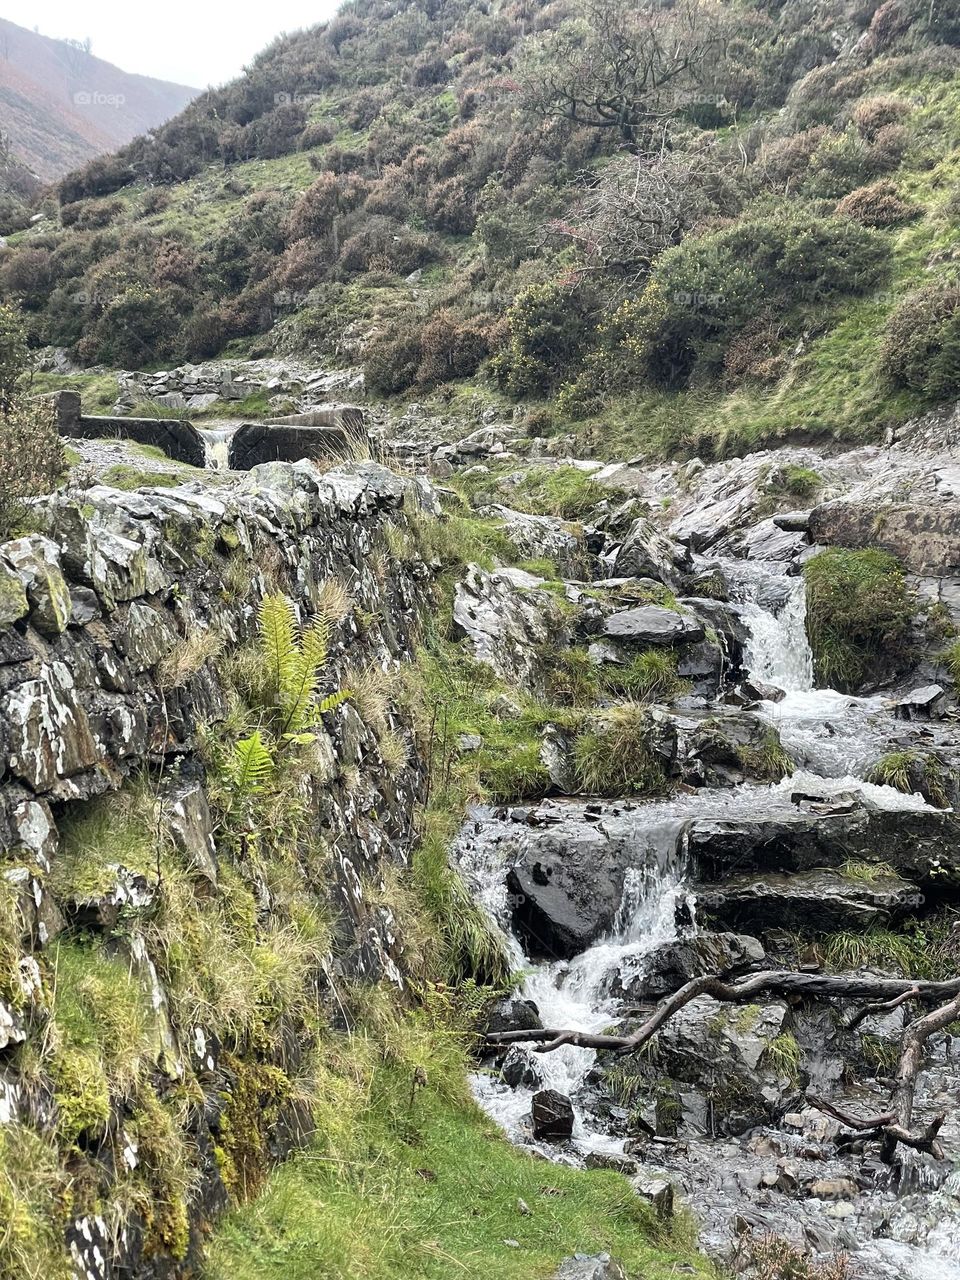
457,555 -> 960,1278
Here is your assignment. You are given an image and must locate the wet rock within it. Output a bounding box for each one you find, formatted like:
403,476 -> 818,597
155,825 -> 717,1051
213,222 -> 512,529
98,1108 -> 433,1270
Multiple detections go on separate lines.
507,821 -> 630,959
500,1047 -> 543,1089
486,994 -> 542,1037
3,661 -> 98,793
531,1088 -> 574,1141
616,932 -> 765,1000
893,685 -> 947,721
697,868 -> 919,933
740,678 -> 785,703
160,779 -> 218,886
602,606 -> 704,646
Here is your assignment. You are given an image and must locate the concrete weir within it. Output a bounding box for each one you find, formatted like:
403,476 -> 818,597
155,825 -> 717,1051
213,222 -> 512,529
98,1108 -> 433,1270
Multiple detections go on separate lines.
51,390 -> 367,472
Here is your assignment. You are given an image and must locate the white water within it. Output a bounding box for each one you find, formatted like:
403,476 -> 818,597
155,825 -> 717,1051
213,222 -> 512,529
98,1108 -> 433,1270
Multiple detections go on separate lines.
725,560 -> 917,783
463,548 -> 958,1275
195,425 -> 238,470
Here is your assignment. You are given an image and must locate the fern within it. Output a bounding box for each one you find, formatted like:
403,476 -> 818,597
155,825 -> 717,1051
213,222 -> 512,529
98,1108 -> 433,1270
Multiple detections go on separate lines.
230,731 -> 274,795
257,593 -> 348,737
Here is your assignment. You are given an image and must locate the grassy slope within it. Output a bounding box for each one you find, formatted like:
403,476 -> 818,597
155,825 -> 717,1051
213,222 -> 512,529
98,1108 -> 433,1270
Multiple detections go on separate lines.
208,1056 -> 706,1280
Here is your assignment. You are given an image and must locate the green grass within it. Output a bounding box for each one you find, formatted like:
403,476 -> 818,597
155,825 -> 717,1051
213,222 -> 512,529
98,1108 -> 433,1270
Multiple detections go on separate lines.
510,465 -> 607,520
26,369 -> 120,413
573,704 -> 668,798
802,548 -> 915,692
823,916 -> 959,979
208,1049 -> 706,1280
599,650 -> 690,704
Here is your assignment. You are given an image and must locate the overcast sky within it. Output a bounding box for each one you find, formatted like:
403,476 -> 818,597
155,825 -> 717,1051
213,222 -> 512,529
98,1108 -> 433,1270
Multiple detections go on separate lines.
4,0 -> 343,88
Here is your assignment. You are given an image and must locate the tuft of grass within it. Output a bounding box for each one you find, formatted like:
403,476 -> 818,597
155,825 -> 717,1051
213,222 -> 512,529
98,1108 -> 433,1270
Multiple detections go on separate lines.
802,548 -> 915,692
157,626 -> 223,690
599,650 -> 690,704
867,749 -> 950,807
0,1123 -> 71,1280
838,859 -> 899,883
761,1032 -> 802,1085
941,640 -> 960,688
765,464 -> 823,502
573,704 -> 668,798
735,730 -> 795,782
511,465 -> 607,520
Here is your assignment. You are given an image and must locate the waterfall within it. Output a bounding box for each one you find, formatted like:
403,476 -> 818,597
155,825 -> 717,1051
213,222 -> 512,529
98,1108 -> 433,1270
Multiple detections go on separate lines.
737,571 -> 814,693
467,815 -> 691,1146
195,425 -> 237,470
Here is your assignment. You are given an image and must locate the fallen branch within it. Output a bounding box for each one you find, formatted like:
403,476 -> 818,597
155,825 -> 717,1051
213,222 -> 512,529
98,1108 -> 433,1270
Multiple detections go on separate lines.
485,968 -> 960,1163
485,970 -> 960,1055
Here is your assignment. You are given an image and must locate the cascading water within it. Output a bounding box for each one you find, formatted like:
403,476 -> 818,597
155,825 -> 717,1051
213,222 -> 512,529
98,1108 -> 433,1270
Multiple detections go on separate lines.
722,558 -> 909,781
458,547 -> 960,1278
195,424 -> 239,470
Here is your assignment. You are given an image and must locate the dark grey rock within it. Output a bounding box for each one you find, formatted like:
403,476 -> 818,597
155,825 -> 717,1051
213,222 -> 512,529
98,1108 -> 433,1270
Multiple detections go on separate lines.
602,606 -> 704,646
531,1088 -> 574,1141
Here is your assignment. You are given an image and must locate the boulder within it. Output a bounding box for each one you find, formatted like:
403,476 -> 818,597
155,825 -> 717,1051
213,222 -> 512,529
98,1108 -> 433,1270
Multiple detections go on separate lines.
482,505 -> 586,576
486,995 -> 542,1037
452,565 -> 571,692
893,685 -> 947,720
2,536 -> 72,634
605,516 -> 691,584
697,868 -> 919,934
616,932 -> 765,1000
602,606 -> 704,646
531,1088 -> 574,1141
632,1176 -> 675,1219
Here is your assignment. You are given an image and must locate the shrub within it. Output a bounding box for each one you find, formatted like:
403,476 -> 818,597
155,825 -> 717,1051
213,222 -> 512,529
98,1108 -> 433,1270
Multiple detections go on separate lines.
616,214 -> 889,387
299,119 -> 335,149
0,399 -> 65,536
834,180 -> 916,226
878,284 -> 960,401
287,172 -> 369,241
425,176 -> 476,234
338,217 -> 439,278
851,95 -> 912,139
364,327 -> 423,395
803,548 -> 915,692
491,282 -> 594,397
0,302 -> 27,415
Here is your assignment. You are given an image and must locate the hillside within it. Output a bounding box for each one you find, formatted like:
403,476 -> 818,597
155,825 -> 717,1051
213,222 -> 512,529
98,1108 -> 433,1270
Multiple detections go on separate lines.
1,0 -> 960,462
0,18 -> 197,183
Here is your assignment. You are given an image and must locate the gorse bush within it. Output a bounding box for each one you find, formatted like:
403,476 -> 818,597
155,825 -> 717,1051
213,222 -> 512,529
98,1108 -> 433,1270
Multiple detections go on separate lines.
879,283 -> 960,401
802,548 -> 915,692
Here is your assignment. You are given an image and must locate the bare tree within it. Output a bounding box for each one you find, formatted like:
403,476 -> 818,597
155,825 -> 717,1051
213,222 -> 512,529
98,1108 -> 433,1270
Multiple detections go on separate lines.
524,0 -> 729,150
547,148 -> 715,295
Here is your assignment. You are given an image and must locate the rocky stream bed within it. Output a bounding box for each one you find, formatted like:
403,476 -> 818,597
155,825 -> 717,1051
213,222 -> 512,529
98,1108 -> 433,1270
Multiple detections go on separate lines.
427,407 -> 960,1278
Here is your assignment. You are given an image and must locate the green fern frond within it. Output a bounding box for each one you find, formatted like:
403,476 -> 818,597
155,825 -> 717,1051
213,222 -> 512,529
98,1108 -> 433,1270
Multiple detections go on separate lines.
230,731 -> 274,795
259,594 -> 297,707
318,689 -> 350,715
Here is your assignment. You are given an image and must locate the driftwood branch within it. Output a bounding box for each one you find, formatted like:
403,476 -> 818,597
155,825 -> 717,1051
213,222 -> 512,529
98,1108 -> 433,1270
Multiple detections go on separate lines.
485,969 -> 960,1161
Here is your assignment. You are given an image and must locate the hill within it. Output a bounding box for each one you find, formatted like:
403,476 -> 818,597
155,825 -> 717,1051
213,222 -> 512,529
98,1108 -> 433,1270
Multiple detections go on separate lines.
2,0 -> 960,460
0,18 -> 197,182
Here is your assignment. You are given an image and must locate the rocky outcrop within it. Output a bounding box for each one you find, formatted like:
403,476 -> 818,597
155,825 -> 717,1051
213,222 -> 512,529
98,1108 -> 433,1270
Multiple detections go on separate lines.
0,459 -> 435,1278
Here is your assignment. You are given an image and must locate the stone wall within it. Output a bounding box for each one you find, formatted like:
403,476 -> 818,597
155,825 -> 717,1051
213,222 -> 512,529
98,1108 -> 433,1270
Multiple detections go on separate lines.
0,459 -> 435,1278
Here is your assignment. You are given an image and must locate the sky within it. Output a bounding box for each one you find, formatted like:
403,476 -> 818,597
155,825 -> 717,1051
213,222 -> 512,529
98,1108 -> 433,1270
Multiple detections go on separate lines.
2,0 -> 343,88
